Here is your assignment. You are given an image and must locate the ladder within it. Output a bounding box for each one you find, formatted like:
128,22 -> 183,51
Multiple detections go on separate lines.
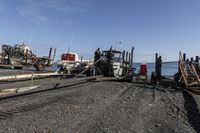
179,53 -> 200,88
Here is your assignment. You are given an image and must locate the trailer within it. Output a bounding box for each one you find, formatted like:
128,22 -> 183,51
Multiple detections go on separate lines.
0,43 -> 56,71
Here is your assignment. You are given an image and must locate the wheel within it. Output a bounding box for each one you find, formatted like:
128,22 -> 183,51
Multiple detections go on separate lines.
35,62 -> 45,71
14,66 -> 23,69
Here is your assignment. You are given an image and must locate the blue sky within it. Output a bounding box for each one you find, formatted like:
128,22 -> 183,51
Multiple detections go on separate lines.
0,0 -> 200,62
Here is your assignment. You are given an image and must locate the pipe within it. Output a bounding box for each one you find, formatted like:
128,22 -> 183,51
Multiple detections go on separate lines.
0,72 -> 59,81
53,48 -> 56,60
48,48 -> 53,65
122,50 -> 125,76
122,50 -> 125,65
48,48 -> 52,59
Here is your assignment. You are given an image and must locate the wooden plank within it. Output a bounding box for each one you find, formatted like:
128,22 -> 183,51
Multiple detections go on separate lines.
191,64 -> 200,84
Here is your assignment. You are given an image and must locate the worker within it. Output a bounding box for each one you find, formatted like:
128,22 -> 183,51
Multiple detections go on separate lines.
94,48 -> 101,75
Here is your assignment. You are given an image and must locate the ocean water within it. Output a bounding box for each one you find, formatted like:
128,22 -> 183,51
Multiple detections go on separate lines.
134,62 -> 178,76
53,62 -> 178,76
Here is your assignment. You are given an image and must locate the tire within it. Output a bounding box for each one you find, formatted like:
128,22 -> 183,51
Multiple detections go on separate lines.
35,62 -> 45,71
14,66 -> 23,69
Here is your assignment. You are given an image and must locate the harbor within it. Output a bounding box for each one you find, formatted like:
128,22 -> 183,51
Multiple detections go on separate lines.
1,0 -> 200,132
0,75 -> 199,133
0,43 -> 199,133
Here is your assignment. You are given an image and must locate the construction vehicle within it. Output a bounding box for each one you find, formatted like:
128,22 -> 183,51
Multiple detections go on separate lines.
0,43 -> 56,71
92,47 -> 135,81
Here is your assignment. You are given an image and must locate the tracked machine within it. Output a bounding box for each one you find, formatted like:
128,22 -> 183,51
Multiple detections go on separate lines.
92,47 -> 135,81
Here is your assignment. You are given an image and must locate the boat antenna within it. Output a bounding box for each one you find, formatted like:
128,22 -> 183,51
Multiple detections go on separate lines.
68,32 -> 74,53
28,35 -> 32,45
67,46 -> 70,53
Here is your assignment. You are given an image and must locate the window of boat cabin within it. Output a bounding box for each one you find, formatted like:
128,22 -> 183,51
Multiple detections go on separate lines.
61,53 -> 76,61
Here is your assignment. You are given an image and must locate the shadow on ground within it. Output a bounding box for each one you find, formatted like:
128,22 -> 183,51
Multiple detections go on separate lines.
182,90 -> 200,133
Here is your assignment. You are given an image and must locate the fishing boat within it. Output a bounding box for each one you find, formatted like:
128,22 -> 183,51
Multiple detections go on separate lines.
57,52 -> 92,74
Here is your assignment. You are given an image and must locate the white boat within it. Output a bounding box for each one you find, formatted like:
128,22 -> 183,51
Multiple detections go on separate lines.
57,53 -> 92,74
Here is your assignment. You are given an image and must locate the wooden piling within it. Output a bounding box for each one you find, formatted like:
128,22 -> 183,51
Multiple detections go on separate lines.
126,51 -> 128,67
155,53 -> 158,72
130,47 -> 134,66
191,57 -> 193,62
155,53 -> 162,80
196,56 -> 199,73
122,50 -> 125,64
183,53 -> 186,62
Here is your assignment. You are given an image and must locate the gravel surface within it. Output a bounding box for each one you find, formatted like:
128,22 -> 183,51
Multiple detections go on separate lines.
0,69 -> 37,76
0,80 -> 199,133
0,68 -> 54,76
